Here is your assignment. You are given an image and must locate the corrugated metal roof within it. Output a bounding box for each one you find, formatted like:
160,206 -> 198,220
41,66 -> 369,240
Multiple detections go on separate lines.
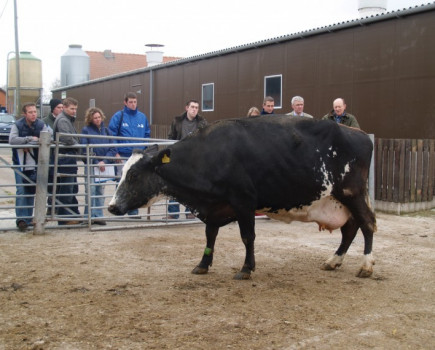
53,2 -> 435,91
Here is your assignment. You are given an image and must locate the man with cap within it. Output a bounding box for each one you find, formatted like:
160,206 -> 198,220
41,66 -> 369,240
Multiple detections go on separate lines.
43,99 -> 63,215
43,99 -> 63,129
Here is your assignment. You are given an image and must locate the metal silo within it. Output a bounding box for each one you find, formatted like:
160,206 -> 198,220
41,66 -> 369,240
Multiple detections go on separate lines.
61,44 -> 90,86
358,0 -> 387,17
7,51 -> 43,115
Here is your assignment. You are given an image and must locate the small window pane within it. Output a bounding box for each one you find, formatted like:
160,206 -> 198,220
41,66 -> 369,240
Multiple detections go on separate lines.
202,83 -> 214,111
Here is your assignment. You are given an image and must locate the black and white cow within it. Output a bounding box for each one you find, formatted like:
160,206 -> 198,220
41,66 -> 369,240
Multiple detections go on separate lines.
108,116 -> 377,280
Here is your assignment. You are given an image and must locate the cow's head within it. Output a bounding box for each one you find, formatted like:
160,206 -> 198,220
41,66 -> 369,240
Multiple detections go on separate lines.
108,146 -> 163,216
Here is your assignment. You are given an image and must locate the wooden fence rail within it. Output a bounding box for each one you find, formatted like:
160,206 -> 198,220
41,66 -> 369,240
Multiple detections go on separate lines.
375,138 -> 435,210
151,125 -> 171,140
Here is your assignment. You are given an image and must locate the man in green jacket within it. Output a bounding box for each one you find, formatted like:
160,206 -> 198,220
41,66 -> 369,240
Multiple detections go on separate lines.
43,99 -> 63,129
322,98 -> 360,128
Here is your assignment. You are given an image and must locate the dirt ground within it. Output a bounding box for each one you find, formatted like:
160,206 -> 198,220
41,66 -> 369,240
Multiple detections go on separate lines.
0,211 -> 434,350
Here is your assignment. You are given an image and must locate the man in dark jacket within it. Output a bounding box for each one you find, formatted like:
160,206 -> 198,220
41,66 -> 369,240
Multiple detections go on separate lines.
168,99 -> 207,140
43,99 -> 63,215
166,99 -> 207,219
322,98 -> 360,128
9,103 -> 51,231
43,99 -> 63,130
260,96 -> 275,115
53,97 -> 81,225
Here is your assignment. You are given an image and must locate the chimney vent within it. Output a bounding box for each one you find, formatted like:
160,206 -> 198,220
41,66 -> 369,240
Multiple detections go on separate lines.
104,50 -> 114,59
145,44 -> 164,67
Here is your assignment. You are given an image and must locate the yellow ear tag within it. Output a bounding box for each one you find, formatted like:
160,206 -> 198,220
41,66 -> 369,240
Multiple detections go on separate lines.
162,154 -> 171,164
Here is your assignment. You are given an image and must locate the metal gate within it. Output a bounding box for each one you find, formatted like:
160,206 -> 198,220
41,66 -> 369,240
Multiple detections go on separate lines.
0,132 -> 200,234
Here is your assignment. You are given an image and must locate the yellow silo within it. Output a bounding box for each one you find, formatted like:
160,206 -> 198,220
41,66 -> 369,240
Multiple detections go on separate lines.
7,51 -> 43,115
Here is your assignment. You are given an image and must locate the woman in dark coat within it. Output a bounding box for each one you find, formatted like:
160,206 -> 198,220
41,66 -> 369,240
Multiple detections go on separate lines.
81,107 -> 117,225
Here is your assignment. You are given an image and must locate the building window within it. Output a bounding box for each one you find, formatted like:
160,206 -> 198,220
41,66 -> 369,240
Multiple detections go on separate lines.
89,99 -> 95,108
264,75 -> 282,109
202,83 -> 214,111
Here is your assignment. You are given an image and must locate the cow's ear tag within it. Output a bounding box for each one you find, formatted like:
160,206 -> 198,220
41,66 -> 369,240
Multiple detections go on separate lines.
162,154 -> 170,164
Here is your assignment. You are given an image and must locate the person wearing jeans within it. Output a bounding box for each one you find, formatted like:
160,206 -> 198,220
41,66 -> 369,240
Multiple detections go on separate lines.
9,102 -> 51,231
81,107 -> 117,225
53,97 -> 81,225
108,92 -> 151,217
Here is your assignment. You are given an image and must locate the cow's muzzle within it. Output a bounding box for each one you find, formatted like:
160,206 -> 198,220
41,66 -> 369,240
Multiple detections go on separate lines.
108,204 -> 124,216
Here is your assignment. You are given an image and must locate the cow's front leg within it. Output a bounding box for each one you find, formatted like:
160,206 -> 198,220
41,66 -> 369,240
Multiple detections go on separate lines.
192,224 -> 219,275
234,213 -> 256,280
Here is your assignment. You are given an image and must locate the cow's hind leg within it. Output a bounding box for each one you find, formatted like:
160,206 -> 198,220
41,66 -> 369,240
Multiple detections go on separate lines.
322,217 -> 359,272
336,195 -> 376,277
192,224 -> 219,275
355,215 -> 376,278
349,195 -> 376,278
233,212 -> 256,280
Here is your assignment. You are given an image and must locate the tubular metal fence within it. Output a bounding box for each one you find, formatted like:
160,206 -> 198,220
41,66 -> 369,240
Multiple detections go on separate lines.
2,131 -> 432,234
0,132 -> 200,234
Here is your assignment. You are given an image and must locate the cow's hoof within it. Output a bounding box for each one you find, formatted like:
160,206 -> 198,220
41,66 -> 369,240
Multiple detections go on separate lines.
321,254 -> 344,271
192,266 -> 208,275
321,262 -> 341,271
356,254 -> 375,278
355,267 -> 373,278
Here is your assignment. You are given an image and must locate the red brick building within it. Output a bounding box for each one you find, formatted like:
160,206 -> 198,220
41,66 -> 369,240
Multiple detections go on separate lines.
86,50 -> 181,80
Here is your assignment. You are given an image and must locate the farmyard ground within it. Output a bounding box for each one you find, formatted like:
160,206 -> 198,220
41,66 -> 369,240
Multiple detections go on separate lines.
0,212 -> 434,349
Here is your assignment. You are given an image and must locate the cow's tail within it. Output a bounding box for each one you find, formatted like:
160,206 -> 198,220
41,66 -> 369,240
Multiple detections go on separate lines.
364,183 -> 377,233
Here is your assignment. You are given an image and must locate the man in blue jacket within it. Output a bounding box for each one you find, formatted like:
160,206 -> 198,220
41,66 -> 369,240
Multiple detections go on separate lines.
108,92 -> 151,217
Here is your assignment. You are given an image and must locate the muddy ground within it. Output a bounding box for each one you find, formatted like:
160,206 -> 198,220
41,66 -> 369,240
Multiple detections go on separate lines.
0,211 -> 434,349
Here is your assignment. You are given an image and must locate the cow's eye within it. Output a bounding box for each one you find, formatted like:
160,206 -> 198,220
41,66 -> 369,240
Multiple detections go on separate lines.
127,170 -> 137,182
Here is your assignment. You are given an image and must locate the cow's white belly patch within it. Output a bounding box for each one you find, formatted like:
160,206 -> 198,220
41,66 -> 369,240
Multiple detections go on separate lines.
258,196 -> 350,232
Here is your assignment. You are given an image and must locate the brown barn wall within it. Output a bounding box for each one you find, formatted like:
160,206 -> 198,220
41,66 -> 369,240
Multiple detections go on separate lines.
53,8 -> 435,139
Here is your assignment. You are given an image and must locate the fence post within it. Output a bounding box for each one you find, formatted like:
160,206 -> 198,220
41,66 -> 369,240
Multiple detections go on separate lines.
33,131 -> 51,235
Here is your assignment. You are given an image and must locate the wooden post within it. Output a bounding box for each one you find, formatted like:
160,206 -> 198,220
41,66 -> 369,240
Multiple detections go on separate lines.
416,140 -> 423,202
368,134 -> 375,210
33,132 -> 51,235
404,139 -> 411,203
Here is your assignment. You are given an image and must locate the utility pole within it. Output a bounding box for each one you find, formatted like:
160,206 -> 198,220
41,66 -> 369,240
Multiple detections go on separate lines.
13,0 -> 21,116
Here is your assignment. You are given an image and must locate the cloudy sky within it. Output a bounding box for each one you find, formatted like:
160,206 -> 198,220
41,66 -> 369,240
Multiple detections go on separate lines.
0,0 -> 429,94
